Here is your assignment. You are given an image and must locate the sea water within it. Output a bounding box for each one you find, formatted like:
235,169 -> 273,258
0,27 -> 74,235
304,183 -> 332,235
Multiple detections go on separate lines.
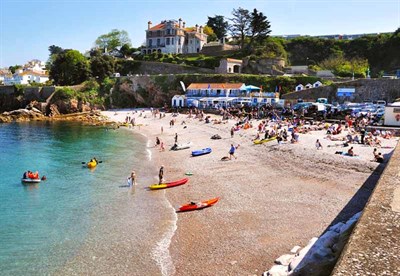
0,122 -> 176,275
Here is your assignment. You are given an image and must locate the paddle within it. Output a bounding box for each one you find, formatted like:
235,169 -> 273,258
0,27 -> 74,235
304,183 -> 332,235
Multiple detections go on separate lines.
81,160 -> 103,164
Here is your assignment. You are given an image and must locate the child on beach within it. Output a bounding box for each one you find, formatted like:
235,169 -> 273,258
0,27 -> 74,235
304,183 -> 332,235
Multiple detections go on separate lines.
160,141 -> 165,152
315,139 -> 323,150
128,171 -> 137,186
159,166 -> 164,184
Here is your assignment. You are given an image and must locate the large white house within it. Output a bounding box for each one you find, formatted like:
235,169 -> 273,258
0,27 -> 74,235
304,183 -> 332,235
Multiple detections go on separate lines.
4,70 -> 49,85
142,19 -> 207,55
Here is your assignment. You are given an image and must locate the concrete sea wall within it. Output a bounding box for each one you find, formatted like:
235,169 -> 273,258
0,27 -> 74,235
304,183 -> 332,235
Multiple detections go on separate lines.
282,79 -> 400,103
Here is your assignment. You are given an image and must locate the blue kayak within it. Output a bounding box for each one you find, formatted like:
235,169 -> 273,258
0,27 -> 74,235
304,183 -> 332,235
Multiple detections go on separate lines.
191,148 -> 212,157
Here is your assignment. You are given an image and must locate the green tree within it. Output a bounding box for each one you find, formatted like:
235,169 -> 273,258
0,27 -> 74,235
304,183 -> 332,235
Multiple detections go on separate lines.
206,15 -> 229,40
248,9 -> 271,50
229,7 -> 251,50
203,25 -> 218,42
47,45 -> 64,69
94,29 -> 131,55
90,54 -> 115,81
8,65 -> 22,74
50,49 -> 91,85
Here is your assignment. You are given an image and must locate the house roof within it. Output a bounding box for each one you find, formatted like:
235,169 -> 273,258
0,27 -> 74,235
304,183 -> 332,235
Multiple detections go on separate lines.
18,71 -> 48,77
149,23 -> 165,31
226,58 -> 242,63
187,83 -> 245,90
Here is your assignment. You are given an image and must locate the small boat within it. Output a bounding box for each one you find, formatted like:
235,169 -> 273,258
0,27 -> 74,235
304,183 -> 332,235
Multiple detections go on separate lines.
87,160 -> 97,168
191,148 -> 212,157
253,137 -> 277,144
177,197 -> 220,212
149,178 -> 189,190
21,178 -> 41,184
171,142 -> 193,151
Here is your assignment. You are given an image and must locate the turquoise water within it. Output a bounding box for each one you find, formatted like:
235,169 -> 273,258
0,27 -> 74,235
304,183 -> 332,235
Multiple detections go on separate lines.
0,122 -> 173,275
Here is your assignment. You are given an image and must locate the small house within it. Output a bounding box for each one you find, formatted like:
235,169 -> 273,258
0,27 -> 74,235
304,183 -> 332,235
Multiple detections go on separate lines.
305,83 -> 313,89
295,84 -> 304,91
313,81 -> 322,88
171,95 -> 186,107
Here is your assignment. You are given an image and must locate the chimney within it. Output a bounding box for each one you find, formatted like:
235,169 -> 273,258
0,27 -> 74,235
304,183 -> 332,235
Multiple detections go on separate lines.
178,18 -> 182,28
199,25 -> 203,34
148,21 -> 152,30
182,21 -> 186,28
195,24 -> 199,32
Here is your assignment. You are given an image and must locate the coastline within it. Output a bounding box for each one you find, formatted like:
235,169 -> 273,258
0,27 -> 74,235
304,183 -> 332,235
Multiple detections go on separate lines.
101,109 -> 398,275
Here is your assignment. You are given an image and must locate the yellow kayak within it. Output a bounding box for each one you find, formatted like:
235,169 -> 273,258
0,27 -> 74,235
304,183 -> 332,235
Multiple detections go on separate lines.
87,160 -> 97,168
149,178 -> 189,190
253,137 -> 277,144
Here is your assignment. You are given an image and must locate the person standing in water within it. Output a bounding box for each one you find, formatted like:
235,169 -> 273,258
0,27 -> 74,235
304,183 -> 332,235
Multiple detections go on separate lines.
128,171 -> 137,186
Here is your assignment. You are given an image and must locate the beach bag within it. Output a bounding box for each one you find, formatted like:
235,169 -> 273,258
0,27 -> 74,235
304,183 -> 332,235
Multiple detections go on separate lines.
211,134 -> 222,140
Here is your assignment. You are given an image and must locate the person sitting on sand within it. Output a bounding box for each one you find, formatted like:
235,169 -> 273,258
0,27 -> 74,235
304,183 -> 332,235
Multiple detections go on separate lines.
375,152 -> 384,163
353,135 -> 360,144
155,137 -> 161,147
347,147 -> 355,156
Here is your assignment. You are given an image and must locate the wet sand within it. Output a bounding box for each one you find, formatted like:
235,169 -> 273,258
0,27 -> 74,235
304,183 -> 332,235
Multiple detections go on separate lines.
102,110 -> 398,275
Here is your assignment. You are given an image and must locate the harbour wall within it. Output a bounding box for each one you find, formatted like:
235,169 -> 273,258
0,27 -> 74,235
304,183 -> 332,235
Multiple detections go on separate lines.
332,142 -> 400,275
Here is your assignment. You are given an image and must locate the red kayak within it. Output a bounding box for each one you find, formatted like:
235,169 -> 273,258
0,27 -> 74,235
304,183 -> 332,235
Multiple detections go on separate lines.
177,197 -> 220,212
149,178 -> 189,190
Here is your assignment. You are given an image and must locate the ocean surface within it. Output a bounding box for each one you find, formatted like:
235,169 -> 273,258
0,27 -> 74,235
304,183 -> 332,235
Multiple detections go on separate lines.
0,122 -> 176,275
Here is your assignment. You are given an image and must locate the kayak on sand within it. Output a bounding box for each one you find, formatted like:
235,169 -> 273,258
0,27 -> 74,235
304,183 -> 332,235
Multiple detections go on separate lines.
177,197 -> 220,212
149,178 -> 189,190
191,148 -> 212,157
253,137 -> 277,144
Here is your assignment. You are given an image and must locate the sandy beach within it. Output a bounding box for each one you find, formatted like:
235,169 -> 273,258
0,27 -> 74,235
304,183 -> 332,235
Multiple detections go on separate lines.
102,109 -> 398,275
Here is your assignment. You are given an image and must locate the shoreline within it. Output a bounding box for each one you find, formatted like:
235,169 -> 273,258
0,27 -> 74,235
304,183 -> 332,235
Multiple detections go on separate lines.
101,109 -> 398,275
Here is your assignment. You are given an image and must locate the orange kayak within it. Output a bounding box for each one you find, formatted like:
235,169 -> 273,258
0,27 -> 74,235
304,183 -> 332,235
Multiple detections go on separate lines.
177,197 -> 219,212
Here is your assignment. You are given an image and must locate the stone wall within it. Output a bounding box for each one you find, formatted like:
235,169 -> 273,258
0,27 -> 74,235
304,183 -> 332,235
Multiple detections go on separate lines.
200,44 -> 240,56
242,57 -> 286,75
136,61 -> 213,75
282,79 -> 400,103
332,143 -> 400,275
0,86 -> 56,112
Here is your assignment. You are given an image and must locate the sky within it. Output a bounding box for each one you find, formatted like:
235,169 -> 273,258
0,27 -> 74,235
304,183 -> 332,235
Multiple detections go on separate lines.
1,0 -> 399,67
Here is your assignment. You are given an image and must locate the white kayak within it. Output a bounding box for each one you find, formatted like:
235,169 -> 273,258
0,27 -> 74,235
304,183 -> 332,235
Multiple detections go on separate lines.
171,142 -> 193,151
21,178 -> 41,184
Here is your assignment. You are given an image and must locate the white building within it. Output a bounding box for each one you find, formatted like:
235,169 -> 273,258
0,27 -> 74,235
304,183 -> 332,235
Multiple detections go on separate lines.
4,70 -> 49,85
313,81 -> 323,88
295,84 -> 304,91
142,19 -> 207,55
215,58 -> 242,74
171,95 -> 186,107
384,102 -> 400,126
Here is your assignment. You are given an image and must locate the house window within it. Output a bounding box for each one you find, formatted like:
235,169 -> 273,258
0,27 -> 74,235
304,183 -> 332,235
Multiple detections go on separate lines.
157,39 -> 160,46
149,39 -> 152,46
157,30 -> 161,36
171,38 -> 174,45
166,38 -> 170,45
167,29 -> 170,35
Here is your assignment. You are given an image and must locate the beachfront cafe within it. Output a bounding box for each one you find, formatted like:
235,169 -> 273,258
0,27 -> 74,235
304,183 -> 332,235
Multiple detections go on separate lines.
185,83 -> 261,108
